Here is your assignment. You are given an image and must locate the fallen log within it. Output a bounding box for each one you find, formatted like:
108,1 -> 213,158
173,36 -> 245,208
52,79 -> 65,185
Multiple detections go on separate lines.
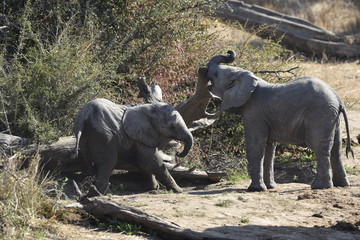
73,184 -> 227,240
213,0 -> 360,59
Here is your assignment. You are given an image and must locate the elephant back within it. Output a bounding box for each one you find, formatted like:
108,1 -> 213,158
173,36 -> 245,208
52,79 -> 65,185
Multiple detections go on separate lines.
82,98 -> 126,136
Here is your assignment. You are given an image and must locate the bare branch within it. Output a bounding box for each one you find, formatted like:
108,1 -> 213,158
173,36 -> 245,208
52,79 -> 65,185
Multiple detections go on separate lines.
254,66 -> 299,77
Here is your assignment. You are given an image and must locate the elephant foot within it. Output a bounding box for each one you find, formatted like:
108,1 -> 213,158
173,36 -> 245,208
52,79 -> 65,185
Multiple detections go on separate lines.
95,181 -> 110,194
265,181 -> 277,189
247,181 -> 267,192
170,185 -> 183,193
150,177 -> 160,190
333,177 -> 350,187
311,177 -> 333,189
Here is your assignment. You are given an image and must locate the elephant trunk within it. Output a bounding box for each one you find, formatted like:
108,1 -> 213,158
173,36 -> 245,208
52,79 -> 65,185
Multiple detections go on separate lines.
207,50 -> 236,68
176,133 -> 193,158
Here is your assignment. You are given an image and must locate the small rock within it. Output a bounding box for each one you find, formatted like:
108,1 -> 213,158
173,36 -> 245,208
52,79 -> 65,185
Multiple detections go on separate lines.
333,203 -> 344,209
312,213 -> 324,218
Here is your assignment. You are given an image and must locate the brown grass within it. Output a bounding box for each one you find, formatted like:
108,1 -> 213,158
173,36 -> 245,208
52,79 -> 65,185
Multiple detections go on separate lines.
242,0 -> 360,35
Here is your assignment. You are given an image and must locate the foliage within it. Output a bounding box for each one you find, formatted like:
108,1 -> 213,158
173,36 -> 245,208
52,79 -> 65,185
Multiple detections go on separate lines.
0,0 -> 213,142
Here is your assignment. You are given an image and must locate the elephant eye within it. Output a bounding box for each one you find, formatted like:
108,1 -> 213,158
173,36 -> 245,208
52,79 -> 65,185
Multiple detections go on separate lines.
227,80 -> 236,89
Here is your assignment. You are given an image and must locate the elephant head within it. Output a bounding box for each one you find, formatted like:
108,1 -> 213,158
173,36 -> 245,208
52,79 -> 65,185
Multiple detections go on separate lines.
207,50 -> 259,112
123,102 -> 193,157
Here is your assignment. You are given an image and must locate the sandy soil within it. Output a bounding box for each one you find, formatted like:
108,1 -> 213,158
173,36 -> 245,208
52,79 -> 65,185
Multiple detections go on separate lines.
52,62 -> 360,240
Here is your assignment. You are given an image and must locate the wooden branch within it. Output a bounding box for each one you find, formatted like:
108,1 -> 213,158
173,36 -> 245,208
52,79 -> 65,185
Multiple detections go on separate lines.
254,66 -> 299,77
137,76 -> 163,103
137,68 -> 219,130
0,133 -> 32,152
174,68 -> 218,126
213,0 -> 360,59
75,191 -> 226,240
165,162 -> 226,182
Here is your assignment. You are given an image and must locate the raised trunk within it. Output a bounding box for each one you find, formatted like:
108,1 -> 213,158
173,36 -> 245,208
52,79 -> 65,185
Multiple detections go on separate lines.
207,50 -> 236,68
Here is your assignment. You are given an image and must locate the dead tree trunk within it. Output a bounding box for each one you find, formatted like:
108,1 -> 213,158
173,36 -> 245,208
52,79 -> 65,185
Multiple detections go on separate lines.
138,67 -> 218,129
213,0 -> 360,59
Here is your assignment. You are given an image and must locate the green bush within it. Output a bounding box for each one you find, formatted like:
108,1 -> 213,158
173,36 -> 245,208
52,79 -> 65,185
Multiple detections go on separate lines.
0,0 -> 213,142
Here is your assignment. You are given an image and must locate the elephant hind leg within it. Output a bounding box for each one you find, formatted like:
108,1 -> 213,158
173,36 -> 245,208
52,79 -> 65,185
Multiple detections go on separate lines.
331,127 -> 350,187
310,140 -> 333,190
94,163 -> 114,194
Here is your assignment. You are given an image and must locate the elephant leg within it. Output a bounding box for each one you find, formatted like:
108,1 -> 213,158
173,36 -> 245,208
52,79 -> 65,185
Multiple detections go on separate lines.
246,136 -> 267,192
137,145 -> 182,193
330,127 -> 350,187
264,142 -> 277,189
142,172 -> 160,190
311,139 -> 333,189
94,163 -> 114,194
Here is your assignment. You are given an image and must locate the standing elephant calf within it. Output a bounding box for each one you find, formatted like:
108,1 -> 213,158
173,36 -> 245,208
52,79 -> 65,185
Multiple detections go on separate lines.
72,98 -> 193,193
206,50 -> 353,191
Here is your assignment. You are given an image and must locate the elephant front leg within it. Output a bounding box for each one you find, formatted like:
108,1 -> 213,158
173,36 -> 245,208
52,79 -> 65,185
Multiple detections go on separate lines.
142,173 -> 160,191
264,142 -> 277,189
246,138 -> 267,192
137,145 -> 183,193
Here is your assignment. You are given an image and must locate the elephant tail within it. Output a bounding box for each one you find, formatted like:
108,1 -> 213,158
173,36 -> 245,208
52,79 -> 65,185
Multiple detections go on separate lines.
71,130 -> 82,159
340,106 -> 354,159
71,108 -> 87,159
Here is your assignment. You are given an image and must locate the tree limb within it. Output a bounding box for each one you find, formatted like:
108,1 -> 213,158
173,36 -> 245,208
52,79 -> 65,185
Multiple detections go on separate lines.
76,193 -> 227,240
254,66 -> 299,77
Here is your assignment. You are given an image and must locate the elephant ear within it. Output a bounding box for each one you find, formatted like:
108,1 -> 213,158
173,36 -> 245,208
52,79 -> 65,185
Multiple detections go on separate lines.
123,106 -> 160,147
221,71 -> 259,112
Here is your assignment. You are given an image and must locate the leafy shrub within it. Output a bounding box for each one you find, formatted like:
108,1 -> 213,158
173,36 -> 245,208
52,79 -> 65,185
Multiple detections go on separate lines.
0,0 -> 213,142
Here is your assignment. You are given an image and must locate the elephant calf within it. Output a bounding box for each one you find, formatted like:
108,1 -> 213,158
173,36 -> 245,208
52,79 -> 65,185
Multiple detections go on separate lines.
72,98 -> 193,194
206,50 -> 353,191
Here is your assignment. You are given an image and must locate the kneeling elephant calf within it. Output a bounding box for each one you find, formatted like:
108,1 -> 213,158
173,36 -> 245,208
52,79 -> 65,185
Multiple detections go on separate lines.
206,50 -> 353,191
72,98 -> 193,194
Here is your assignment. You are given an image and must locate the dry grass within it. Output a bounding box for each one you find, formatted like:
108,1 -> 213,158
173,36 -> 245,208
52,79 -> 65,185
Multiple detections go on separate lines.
300,62 -> 360,106
243,0 -> 360,36
0,153 -> 70,239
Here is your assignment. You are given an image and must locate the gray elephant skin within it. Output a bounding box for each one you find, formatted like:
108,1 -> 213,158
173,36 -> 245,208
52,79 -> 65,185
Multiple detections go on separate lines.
72,98 -> 193,193
206,50 -> 353,192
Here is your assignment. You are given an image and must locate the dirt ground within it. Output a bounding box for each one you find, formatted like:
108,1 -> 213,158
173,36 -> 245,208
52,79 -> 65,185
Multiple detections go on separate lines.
52,61 -> 360,240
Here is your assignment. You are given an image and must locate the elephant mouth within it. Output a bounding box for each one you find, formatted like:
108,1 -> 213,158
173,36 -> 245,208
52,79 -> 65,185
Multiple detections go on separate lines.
207,85 -> 221,99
